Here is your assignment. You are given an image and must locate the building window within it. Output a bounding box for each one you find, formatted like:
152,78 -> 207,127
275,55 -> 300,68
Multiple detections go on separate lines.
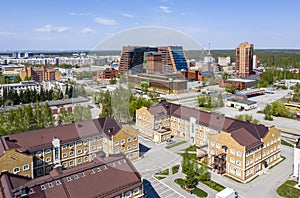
23,164 -> 30,171
74,174 -> 79,179
29,188 -> 34,194
121,139 -> 125,144
37,160 -> 43,166
77,149 -> 82,154
97,167 -> 101,172
45,148 -> 51,154
127,138 -> 131,143
56,180 -> 61,185
133,144 -> 137,149
115,141 -> 119,146
70,151 -> 74,156
128,146 -> 132,150
91,145 -> 96,151
37,169 -> 43,176
216,143 -> 220,149
48,182 -> 54,188
83,139 -> 89,145
121,147 -> 125,152
81,172 -> 85,177
78,158 -> 82,164
70,160 -> 74,166
133,187 -> 139,195
62,145 -> 68,150
46,157 -> 51,162
236,160 -> 241,166
36,151 -> 42,156
69,143 -> 74,148
84,156 -> 89,162
256,164 -> 260,171
62,153 -> 67,158
77,141 -> 82,146
133,136 -> 137,141
91,169 -> 95,174
54,147 -> 59,161
210,150 -> 215,155
236,169 -> 241,176
236,151 -> 242,157
115,149 -> 120,154
41,185 -> 46,190
62,162 -> 67,168
125,191 -> 131,198
91,138 -> 96,143
46,167 -> 51,174
13,167 -> 20,174
67,176 -> 72,182
230,148 -> 235,154
230,157 -> 235,163
230,166 -> 235,173
84,147 -> 89,153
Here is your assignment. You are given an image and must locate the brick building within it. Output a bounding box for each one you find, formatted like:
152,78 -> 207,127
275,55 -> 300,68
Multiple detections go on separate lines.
0,118 -> 139,178
0,154 -> 143,198
235,42 -> 254,78
20,66 -> 61,82
136,100 -> 281,182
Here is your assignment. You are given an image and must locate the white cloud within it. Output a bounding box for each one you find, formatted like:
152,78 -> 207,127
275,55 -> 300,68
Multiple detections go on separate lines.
94,17 -> 116,25
159,6 -> 171,13
34,24 -> 71,33
122,13 -> 134,18
81,27 -> 96,33
68,12 -> 91,16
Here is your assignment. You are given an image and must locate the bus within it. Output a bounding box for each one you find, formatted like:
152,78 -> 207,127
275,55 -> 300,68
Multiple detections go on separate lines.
284,103 -> 300,111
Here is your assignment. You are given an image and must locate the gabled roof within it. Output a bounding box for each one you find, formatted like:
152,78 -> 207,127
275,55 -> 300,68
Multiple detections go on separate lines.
151,100 -> 271,151
0,154 -> 142,198
0,118 -> 122,154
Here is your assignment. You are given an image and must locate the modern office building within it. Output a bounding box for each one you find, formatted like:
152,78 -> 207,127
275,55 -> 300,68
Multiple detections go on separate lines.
128,73 -> 187,94
235,42 -> 254,77
136,100 -> 281,182
147,53 -> 163,74
20,66 -> 61,82
118,46 -> 188,74
0,117 -> 139,178
0,154 -> 143,198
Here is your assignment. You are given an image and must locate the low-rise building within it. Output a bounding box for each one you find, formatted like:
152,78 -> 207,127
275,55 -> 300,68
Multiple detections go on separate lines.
0,154 -> 143,198
225,98 -> 257,111
0,81 -> 41,97
0,118 -> 139,178
219,78 -> 257,90
94,67 -> 118,81
128,73 -> 187,94
136,100 -> 281,181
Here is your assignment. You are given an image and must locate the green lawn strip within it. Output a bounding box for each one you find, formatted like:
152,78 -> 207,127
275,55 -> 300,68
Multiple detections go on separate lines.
154,175 -> 166,180
155,168 -> 169,176
201,180 -> 225,192
172,165 -> 180,174
281,139 -> 294,147
224,175 -> 243,183
191,187 -> 208,197
276,180 -> 300,198
174,178 -> 186,186
269,156 -> 286,169
165,141 -> 187,149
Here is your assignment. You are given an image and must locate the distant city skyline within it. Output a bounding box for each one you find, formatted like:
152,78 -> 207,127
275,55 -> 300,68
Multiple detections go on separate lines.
0,0 -> 299,50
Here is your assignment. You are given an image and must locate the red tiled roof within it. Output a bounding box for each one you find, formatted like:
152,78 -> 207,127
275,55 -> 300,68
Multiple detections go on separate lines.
0,118 -> 122,154
1,154 -> 142,198
153,100 -> 270,150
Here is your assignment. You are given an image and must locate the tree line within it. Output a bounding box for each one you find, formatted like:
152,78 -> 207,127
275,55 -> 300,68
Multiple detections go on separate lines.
257,69 -> 300,87
0,103 -> 91,136
0,84 -> 78,107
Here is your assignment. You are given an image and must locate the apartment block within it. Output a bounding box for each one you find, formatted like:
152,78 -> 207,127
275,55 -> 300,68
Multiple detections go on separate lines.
20,66 -> 61,82
0,117 -> 139,179
235,42 -> 254,77
95,67 -> 118,81
136,100 -> 281,181
0,154 -> 143,198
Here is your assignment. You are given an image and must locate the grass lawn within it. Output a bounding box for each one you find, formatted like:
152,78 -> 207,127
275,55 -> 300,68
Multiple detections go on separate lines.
276,180 -> 300,198
183,145 -> 198,152
201,180 -> 225,192
172,165 -> 180,174
174,178 -> 186,186
180,152 -> 197,161
156,169 -> 169,176
154,175 -> 166,180
165,141 -> 187,149
191,187 -> 208,197
281,139 -> 294,147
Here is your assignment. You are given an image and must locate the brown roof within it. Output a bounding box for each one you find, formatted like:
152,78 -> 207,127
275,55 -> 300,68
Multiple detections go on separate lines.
148,100 -> 180,118
0,118 -> 122,154
0,154 -> 142,198
154,101 -> 270,151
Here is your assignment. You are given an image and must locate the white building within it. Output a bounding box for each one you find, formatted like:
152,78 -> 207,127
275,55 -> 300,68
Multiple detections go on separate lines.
293,139 -> 300,184
218,56 -> 231,66
0,81 -> 41,96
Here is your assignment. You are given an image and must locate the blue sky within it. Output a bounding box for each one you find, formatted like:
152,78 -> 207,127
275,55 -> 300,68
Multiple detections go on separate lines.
0,0 -> 299,50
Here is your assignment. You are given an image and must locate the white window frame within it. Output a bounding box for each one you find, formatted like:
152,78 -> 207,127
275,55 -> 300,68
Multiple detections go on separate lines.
23,164 -> 30,171
45,148 -> 51,154
13,167 -> 20,174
